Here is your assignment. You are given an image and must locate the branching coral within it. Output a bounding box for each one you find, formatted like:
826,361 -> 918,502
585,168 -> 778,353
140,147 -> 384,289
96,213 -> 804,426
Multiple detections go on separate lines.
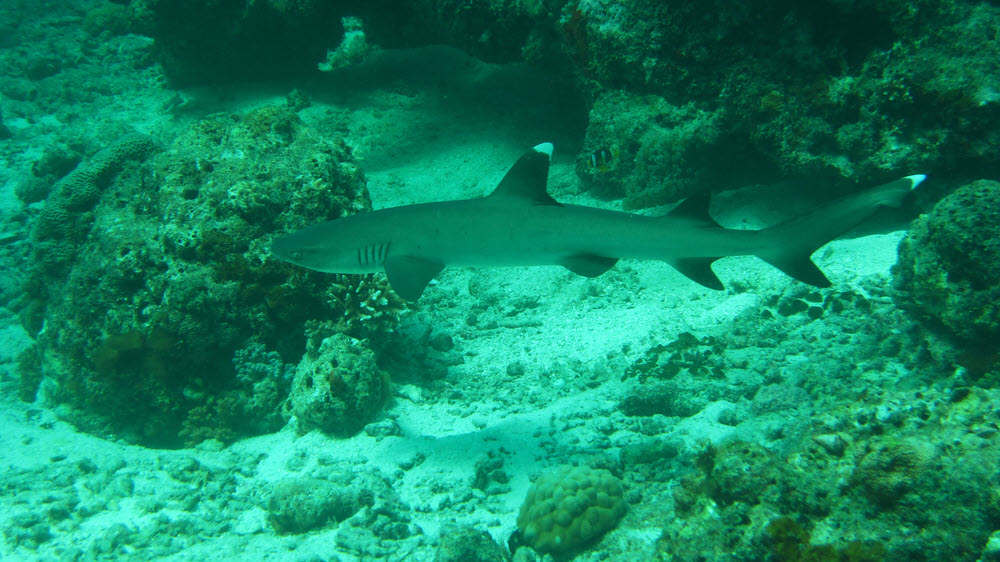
328,274 -> 407,335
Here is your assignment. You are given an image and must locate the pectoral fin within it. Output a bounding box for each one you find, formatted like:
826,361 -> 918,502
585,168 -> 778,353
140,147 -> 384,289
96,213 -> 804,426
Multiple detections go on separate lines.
670,258 -> 724,290
384,255 -> 444,301
562,254 -> 619,277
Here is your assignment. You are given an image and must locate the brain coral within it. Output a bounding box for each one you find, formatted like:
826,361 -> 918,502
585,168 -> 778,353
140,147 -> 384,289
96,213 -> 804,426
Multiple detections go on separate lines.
516,465 -> 627,554
29,133 -> 158,274
894,179 -> 1000,342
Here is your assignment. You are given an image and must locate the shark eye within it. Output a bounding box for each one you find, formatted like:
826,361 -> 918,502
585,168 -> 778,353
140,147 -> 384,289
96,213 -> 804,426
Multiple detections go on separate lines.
291,251 -> 302,260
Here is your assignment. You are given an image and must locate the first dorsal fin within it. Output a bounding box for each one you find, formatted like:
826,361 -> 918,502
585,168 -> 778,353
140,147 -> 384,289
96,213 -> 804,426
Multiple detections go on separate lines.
488,143 -> 561,206
666,192 -> 721,228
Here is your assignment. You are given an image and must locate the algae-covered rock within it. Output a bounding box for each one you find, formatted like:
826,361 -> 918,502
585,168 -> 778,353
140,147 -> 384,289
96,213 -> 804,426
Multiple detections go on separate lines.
286,333 -> 389,436
268,477 -> 364,534
435,524 -> 507,562
516,465 -> 626,554
471,450 -> 511,496
894,179 -> 1000,342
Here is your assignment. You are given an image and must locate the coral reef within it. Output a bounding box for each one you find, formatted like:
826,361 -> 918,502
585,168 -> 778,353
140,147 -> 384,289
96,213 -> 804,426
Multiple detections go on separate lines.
131,1 -> 1000,207
646,329 -> 997,560
894,179 -> 1000,344
661,415 -> 993,561
329,274 -> 408,336
585,274 -> 998,560
852,439 -> 930,508
764,516 -> 885,561
5,1 -> 1000,560
569,1 -> 1000,205
16,144 -> 80,204
18,105 -> 399,447
515,465 -> 626,554
568,1 -> 1000,200
356,1 -> 998,206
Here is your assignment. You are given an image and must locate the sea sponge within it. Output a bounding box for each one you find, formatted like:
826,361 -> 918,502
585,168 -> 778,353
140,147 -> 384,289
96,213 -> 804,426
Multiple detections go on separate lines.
516,465 -> 627,553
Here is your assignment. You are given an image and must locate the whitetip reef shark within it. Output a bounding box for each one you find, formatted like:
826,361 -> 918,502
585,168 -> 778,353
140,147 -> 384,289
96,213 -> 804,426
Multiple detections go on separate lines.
271,143 -> 925,301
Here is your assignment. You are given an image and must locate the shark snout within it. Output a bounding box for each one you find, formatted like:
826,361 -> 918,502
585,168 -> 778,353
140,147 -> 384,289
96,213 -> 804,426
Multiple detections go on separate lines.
270,235 -> 302,263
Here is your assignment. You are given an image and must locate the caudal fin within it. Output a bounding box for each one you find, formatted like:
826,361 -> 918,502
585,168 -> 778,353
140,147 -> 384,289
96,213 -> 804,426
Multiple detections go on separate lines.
756,174 -> 926,287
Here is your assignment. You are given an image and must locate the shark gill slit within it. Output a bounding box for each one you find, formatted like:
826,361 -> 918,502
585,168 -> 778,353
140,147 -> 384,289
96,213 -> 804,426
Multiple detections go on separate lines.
357,243 -> 389,267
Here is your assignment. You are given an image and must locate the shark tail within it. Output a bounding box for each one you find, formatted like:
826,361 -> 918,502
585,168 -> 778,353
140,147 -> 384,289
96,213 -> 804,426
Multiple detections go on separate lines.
754,174 -> 927,287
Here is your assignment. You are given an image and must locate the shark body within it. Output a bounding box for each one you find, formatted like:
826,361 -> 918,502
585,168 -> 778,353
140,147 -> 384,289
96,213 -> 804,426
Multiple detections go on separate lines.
271,143 -> 925,301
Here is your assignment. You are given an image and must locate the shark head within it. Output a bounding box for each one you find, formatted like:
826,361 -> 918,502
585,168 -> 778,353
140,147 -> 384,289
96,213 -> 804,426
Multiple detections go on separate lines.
271,220 -> 388,274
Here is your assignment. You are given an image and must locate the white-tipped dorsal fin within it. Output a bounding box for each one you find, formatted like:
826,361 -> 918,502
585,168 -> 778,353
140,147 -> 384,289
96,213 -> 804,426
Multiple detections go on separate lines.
904,174 -> 927,190
488,142 -> 560,206
533,142 -> 554,158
